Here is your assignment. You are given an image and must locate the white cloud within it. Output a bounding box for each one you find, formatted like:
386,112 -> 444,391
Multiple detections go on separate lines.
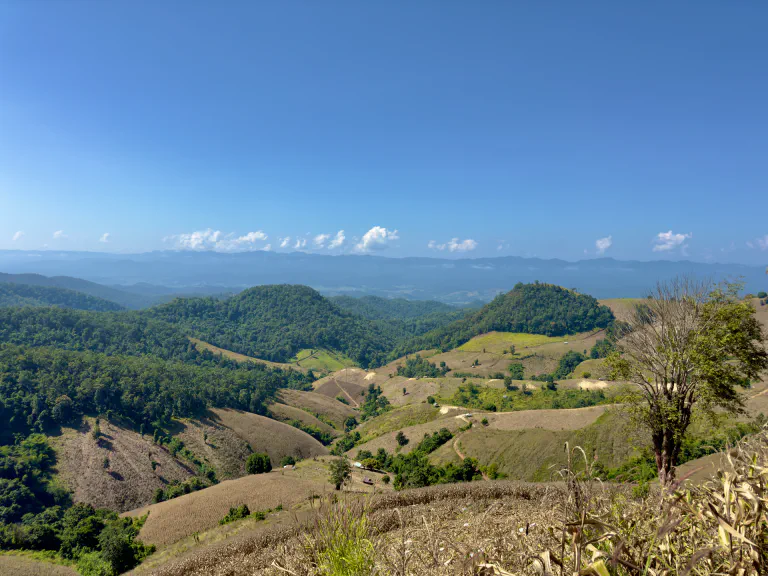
99,233 -> 110,243
595,235 -> 612,255
164,228 -> 268,251
428,237 -> 478,252
263,244 -> 272,251
294,238 -> 307,249
53,230 -> 67,240
12,231 -> 24,242
279,237 -> 291,248
747,235 -> 768,251
652,230 -> 691,252
313,233 -> 331,248
356,226 -> 399,252
328,230 -> 345,249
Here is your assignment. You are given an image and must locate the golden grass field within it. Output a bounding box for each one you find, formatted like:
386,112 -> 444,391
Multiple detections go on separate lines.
312,368 -> 370,406
268,401 -> 339,437
138,482 -> 563,576
52,418 -> 196,513
276,388 -> 357,430
209,408 -> 328,464
125,459 -> 391,548
0,554 -> 77,576
597,298 -> 644,322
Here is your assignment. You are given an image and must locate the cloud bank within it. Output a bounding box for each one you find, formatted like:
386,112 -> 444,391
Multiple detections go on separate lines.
428,237 -> 478,252
356,226 -> 399,252
652,230 -> 691,252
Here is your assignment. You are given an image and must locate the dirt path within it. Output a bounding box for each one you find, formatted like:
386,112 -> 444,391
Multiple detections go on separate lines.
335,380 -> 360,408
452,436 -> 489,481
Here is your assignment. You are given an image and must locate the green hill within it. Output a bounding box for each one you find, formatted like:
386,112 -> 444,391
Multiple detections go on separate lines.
0,272 -> 154,309
146,285 -> 396,368
392,282 -> 615,355
330,295 -> 457,320
0,282 -> 124,311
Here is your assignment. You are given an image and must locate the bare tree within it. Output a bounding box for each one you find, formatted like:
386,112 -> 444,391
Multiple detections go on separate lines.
607,278 -> 768,488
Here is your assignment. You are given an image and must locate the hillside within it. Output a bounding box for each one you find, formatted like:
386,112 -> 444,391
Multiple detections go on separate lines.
329,295 -> 457,319
393,282 -> 615,355
0,282 -> 124,311
0,271 -> 154,309
146,285 -> 396,368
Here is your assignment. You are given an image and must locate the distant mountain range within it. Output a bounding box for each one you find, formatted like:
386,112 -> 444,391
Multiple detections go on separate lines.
0,250 -> 764,304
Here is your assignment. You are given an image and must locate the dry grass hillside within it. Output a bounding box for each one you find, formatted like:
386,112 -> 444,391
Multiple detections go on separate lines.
139,482 -> 563,576
52,418 -> 196,512
275,389 -> 357,430
209,408 -> 328,464
0,555 -> 78,576
172,416 -> 253,479
125,459 -> 391,548
267,402 -> 339,437
348,414 -> 465,458
312,368 -> 370,406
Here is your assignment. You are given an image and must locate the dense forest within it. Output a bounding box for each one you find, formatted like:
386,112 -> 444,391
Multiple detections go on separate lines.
146,285 -> 398,367
0,307 -> 253,368
0,282 -> 124,311
392,282 -> 615,356
330,295 -> 457,320
0,272 -> 154,309
0,343 -> 311,440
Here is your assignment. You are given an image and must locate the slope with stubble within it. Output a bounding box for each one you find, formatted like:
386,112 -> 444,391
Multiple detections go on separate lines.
209,408 -> 328,464
277,388 -> 358,430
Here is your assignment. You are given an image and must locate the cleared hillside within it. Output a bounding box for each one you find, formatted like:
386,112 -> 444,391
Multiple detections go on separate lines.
209,408 -> 328,464
276,389 -> 357,430
267,402 -> 339,437
52,418 -> 197,513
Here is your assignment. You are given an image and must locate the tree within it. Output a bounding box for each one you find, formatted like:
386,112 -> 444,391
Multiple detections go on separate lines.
507,363 -> 524,380
758,291 -> 767,299
395,431 -> 409,447
328,456 -> 352,490
607,279 -> 768,488
246,452 -> 272,474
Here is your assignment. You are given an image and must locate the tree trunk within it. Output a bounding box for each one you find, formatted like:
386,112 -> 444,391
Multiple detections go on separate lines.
653,429 -> 678,490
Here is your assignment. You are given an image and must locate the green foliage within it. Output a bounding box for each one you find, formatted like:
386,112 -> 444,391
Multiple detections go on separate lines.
343,416 -> 357,432
757,291 -> 767,299
328,457 -> 352,490
395,355 -> 449,378
554,350 -> 586,379
219,504 -> 250,525
0,343 -> 308,439
413,428 -> 452,454
287,419 -> 333,445
393,282 -> 615,355
147,285 -> 397,368
335,395 -> 349,405
331,432 -> 360,455
280,455 -> 296,467
246,453 -> 271,474
507,363 -> 524,380
589,338 -> 614,359
0,435 -> 60,524
395,431 -> 408,447
448,381 -> 605,412
151,477 -> 207,503
360,384 -> 390,421
0,283 -> 124,312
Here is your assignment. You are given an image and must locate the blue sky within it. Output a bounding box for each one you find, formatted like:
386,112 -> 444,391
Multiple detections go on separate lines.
1,2 -> 766,263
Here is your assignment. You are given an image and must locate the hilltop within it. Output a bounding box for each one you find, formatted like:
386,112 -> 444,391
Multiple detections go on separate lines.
393,282 -> 615,355
0,282 -> 124,311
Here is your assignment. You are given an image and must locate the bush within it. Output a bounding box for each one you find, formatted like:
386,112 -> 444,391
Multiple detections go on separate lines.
507,363 -> 524,380
280,455 -> 296,467
246,452 -> 272,474
219,504 -> 250,525
481,417 -> 489,426
395,431 -> 409,446
758,291 -> 767,299
581,371 -> 591,378
381,475 -> 390,485
328,457 -> 352,490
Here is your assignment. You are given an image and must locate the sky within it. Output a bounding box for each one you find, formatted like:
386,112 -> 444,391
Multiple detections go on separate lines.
0,2 -> 766,264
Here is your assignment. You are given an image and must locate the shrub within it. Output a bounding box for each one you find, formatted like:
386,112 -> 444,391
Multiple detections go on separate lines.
758,291 -> 767,298
280,455 -> 296,467
219,504 -> 250,525
246,452 -> 272,474
328,457 -> 352,490
395,431 -> 409,446
581,371 -> 591,378
481,417 -> 489,426
381,475 -> 390,485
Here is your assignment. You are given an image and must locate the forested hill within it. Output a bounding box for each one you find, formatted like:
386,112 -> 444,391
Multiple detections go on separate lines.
146,285 -> 396,367
392,282 -> 615,355
330,295 -> 457,319
0,306 -> 260,369
0,282 -> 124,311
0,272 -> 153,309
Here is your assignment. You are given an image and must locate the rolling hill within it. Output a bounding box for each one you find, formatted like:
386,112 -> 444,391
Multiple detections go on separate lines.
392,282 -> 615,356
0,271 -> 155,309
0,282 -> 125,311
146,285 -> 398,367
